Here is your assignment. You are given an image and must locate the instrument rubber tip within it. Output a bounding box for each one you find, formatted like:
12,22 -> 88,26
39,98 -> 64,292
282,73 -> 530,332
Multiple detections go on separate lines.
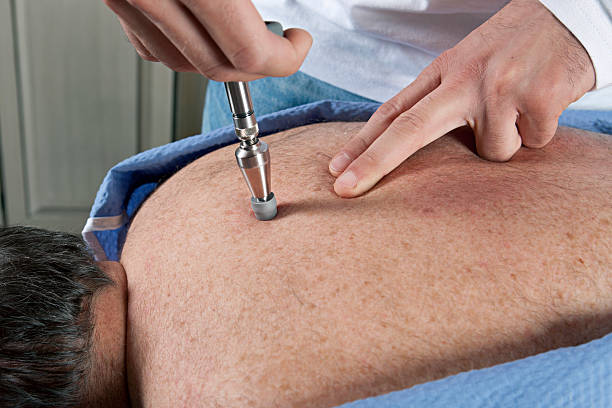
251,193 -> 278,221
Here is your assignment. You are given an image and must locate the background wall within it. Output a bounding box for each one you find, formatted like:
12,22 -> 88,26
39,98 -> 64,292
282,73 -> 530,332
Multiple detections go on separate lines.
0,0 -> 207,233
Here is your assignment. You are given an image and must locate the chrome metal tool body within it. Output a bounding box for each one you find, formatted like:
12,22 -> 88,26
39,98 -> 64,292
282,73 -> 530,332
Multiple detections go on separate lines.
224,22 -> 282,221
225,81 -> 276,220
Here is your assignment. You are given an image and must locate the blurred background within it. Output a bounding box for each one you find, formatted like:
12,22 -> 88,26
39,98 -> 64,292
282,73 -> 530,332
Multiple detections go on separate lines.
0,0 -> 208,233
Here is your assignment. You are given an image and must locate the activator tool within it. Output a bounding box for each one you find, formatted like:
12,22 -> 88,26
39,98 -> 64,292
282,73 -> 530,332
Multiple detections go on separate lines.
224,22 -> 283,221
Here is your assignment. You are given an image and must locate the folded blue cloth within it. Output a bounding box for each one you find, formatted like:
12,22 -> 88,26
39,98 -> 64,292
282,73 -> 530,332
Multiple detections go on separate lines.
84,100 -> 612,408
339,330 -> 612,408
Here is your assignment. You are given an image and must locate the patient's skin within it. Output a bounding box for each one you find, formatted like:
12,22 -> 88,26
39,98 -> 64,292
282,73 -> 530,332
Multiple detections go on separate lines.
121,122 -> 612,407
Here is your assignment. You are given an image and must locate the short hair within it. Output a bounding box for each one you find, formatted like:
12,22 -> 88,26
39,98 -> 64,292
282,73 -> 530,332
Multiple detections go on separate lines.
0,225 -> 112,407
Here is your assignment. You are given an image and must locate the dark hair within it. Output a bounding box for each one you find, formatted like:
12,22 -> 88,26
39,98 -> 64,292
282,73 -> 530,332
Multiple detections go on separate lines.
0,225 -> 112,407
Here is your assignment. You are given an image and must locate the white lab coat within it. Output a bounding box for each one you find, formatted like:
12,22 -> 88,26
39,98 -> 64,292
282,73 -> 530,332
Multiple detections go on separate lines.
253,0 -> 612,109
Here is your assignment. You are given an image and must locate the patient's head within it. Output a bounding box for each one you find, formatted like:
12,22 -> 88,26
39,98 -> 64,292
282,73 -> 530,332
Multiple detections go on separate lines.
0,226 -> 128,407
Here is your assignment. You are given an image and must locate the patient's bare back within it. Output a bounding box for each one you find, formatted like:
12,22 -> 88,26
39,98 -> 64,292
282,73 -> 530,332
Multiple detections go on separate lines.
122,122 -> 612,408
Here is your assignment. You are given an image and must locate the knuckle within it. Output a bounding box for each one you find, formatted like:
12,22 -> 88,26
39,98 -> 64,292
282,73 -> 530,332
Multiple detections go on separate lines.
393,111 -> 427,150
394,111 -> 426,132
491,79 -> 513,99
523,95 -> 554,119
137,52 -> 158,62
207,72 -> 228,82
479,142 -> 517,162
374,99 -> 403,121
475,124 -> 520,162
434,49 -> 454,74
521,121 -> 556,148
486,64 -> 525,100
229,44 -> 265,73
480,78 -> 512,107
161,56 -> 193,72
457,58 -> 488,83
351,134 -> 371,153
168,62 -> 193,72
200,63 -> 229,81
362,149 -> 381,168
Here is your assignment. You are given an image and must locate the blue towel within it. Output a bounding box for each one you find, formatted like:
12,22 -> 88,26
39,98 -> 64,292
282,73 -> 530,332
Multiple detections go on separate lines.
339,331 -> 612,407
84,100 -> 612,408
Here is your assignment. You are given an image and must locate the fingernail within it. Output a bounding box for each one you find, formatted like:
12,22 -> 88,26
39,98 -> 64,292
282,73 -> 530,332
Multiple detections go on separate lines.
330,152 -> 351,173
336,170 -> 358,188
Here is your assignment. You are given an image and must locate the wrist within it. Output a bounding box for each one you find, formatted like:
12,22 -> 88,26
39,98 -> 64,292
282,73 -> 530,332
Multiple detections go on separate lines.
539,0 -> 612,90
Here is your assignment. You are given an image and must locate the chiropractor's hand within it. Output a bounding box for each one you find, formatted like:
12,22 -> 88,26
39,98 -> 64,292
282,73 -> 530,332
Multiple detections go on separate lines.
329,0 -> 595,197
103,0 -> 312,81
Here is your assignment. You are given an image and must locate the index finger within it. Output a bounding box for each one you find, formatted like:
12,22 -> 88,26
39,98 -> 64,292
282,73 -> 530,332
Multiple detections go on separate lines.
183,0 -> 312,77
334,85 -> 470,197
